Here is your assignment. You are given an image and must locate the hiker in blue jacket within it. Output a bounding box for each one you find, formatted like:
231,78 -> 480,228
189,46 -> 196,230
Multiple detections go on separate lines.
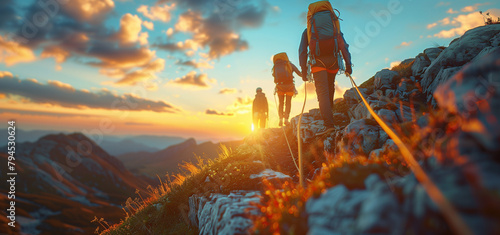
299,1 -> 352,135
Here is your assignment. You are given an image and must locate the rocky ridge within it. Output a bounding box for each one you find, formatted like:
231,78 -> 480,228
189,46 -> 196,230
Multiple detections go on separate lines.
183,24 -> 500,235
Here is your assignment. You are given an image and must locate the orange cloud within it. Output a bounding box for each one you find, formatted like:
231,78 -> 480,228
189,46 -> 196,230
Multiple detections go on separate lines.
137,3 -> 176,22
219,88 -> 238,94
432,9 -> 499,38
41,46 -> 71,70
170,71 -> 215,88
0,35 -> 36,66
295,82 -> 317,100
0,71 -> 13,77
395,41 -> 413,49
116,58 -> 165,85
115,13 -> 147,46
462,3 -> 490,13
170,11 -> 249,59
427,22 -> 438,29
295,81 -> 348,101
143,21 -> 154,30
91,47 -> 155,69
62,0 -> 115,23
175,59 -> 213,69
205,109 -> 234,116
390,61 -> 401,69
227,96 -> 253,114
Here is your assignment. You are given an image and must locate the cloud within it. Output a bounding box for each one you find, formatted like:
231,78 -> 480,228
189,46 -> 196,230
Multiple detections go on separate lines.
0,76 -> 180,113
137,3 -> 176,22
462,3 -> 490,13
427,22 -> 438,29
115,14 -> 148,46
205,109 -> 234,116
0,108 -> 102,118
41,45 -> 71,70
295,82 -> 316,100
116,58 -> 165,85
0,0 -> 18,31
62,0 -> 115,23
166,28 -> 174,37
143,21 -> 154,30
124,122 -> 154,126
390,61 -> 401,69
170,71 -> 215,88
295,82 -> 348,101
0,35 -> 36,66
153,0 -> 271,59
431,9 -> 499,38
395,41 -> 413,49
172,11 -> 249,59
0,71 -> 13,77
227,96 -> 253,114
175,59 -> 213,69
447,8 -> 458,14
436,2 -> 451,7
0,1 -> 168,85
89,46 -> 155,69
219,88 -> 238,94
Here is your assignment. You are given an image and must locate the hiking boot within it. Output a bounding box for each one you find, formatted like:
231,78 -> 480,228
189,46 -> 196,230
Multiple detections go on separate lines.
279,120 -> 283,127
284,119 -> 290,126
315,127 -> 337,136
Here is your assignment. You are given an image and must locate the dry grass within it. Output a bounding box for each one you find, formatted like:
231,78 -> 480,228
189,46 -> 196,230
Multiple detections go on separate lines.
391,60 -> 415,80
99,144 -> 266,235
252,149 -> 409,234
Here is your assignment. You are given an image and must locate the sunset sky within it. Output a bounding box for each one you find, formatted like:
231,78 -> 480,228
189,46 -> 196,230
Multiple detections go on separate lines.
1,0 -> 499,141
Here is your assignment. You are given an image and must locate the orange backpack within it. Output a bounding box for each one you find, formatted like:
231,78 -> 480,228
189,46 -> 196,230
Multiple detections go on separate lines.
306,1 -> 341,57
272,53 -> 293,84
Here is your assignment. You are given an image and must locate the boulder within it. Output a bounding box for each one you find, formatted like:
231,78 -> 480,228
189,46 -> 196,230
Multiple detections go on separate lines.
306,185 -> 370,234
351,103 -> 370,120
342,119 -> 383,156
189,191 -> 262,235
424,66 -> 462,104
434,47 -> 500,153
343,88 -> 367,105
424,47 -> 445,62
395,104 -> 413,123
422,24 -> 500,97
290,111 -> 325,143
411,53 -> 431,77
374,69 -> 399,90
377,109 -> 399,124
355,174 -> 402,233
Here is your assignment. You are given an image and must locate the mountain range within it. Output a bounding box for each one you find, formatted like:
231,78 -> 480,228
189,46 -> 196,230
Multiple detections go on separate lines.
0,132 -> 241,234
117,138 -> 243,177
0,129 -> 187,155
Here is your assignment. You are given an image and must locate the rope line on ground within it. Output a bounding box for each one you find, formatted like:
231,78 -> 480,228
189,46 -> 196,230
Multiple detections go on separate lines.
273,91 -> 300,172
345,72 -> 473,235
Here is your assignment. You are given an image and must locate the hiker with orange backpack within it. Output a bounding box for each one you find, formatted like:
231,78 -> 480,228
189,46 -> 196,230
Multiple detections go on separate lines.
272,52 -> 302,126
252,87 -> 269,129
299,0 -> 352,135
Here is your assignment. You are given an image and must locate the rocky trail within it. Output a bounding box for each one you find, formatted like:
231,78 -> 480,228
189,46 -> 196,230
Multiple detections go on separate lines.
105,24 -> 500,235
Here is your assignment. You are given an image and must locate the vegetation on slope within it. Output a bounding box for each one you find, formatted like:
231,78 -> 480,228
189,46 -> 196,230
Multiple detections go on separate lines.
98,145 -> 267,234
